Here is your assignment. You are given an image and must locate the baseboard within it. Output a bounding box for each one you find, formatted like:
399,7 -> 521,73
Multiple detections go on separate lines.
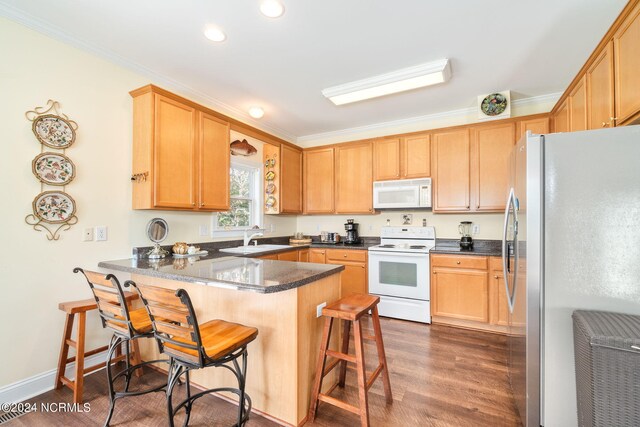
0,351 -> 108,405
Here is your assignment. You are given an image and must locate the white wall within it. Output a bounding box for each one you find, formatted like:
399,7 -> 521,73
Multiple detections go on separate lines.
0,17 -> 294,388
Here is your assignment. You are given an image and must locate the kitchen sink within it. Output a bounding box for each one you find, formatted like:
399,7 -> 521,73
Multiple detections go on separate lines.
219,244 -> 292,255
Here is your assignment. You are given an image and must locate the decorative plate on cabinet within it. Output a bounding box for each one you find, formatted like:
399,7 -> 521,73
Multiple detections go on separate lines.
32,114 -> 77,148
265,170 -> 276,181
32,152 -> 75,185
32,191 -> 76,224
265,196 -> 276,208
266,183 -> 276,194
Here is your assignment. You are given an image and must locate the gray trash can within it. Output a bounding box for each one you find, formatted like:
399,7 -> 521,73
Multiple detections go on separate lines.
572,310 -> 640,427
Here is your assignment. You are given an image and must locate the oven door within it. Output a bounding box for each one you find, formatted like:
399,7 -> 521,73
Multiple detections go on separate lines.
368,251 -> 429,301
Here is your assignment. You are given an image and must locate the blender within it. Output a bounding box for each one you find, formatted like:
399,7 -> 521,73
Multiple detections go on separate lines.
458,221 -> 473,249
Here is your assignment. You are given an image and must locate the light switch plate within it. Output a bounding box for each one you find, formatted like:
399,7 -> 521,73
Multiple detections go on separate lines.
472,224 -> 480,234
83,227 -> 93,242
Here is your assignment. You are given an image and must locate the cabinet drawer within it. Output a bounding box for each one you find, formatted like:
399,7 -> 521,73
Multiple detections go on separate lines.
326,249 -> 367,262
489,256 -> 503,272
431,254 -> 487,270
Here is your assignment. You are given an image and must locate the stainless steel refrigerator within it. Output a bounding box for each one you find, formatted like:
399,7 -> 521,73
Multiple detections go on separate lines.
502,125 -> 640,427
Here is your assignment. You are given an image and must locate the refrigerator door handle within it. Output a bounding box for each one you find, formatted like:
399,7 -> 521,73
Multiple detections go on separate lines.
502,188 -> 518,313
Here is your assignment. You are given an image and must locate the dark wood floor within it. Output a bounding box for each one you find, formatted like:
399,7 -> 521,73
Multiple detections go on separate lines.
5,318 -> 521,427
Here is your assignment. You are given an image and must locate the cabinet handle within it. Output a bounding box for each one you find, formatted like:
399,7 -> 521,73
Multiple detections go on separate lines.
467,205 -> 470,209
494,275 -> 499,279
130,172 -> 149,183
602,122 -> 609,128
610,116 -> 618,122
361,265 -> 365,269
456,261 -> 461,264
191,202 -> 195,206
432,271 -> 436,274
200,203 -> 205,207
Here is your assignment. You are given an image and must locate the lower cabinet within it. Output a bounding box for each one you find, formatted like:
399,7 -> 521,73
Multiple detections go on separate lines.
277,250 -> 298,261
297,249 -> 309,262
325,249 -> 368,297
309,248 -> 327,263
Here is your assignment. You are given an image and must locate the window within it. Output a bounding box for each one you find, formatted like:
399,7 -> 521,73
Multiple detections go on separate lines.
214,162 -> 262,232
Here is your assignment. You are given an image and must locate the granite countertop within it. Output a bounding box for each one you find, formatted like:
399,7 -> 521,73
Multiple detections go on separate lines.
430,239 -> 502,257
99,256 -> 344,294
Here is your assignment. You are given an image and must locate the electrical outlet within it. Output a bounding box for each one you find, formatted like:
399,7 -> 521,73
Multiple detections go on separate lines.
472,224 -> 480,235
316,302 -> 327,318
368,225 -> 373,231
83,227 -> 94,242
270,224 -> 275,232
199,224 -> 209,236
95,226 -> 108,241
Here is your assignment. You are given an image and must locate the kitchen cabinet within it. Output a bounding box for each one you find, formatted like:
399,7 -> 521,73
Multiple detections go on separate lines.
335,141 -> 374,214
303,148 -> 335,214
373,134 -> 430,181
614,1 -> 640,125
569,76 -> 588,132
258,253 -> 278,260
130,87 -> 230,211
309,248 -> 327,263
517,116 -> 549,140
325,249 -> 368,297
586,41 -> 615,130
489,257 -> 508,327
432,129 -> 471,212
280,145 -> 303,213
471,122 -> 515,212
553,99 -> 570,133
297,249 -> 309,262
277,250 -> 298,261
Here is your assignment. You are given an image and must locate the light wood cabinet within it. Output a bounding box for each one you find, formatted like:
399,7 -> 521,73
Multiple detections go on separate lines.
277,250 -> 298,261
517,116 -> 549,140
258,253 -> 278,260
471,122 -> 515,212
489,257 -> 508,327
335,142 -> 373,214
303,148 -> 335,214
614,1 -> 640,124
280,145 -> 303,213
587,41 -> 615,130
326,249 -> 368,297
553,99 -> 570,133
298,249 -> 309,262
131,88 -> 230,211
373,134 -> 431,181
569,76 -> 588,132
432,129 -> 470,212
373,138 -> 401,180
309,248 -> 327,264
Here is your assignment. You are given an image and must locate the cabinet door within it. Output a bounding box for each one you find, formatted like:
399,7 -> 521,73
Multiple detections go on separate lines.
517,117 -> 549,140
489,270 -> 509,327
335,142 -> 373,214
569,76 -> 587,132
614,2 -> 640,124
373,138 -> 401,181
298,249 -> 309,262
431,268 -> 489,322
553,99 -> 570,133
587,41 -> 615,130
327,261 -> 367,297
153,94 -> 197,208
259,254 -> 278,260
280,145 -> 303,213
198,112 -> 230,210
309,249 -> 326,263
471,122 -> 515,212
303,148 -> 335,214
277,250 -> 298,261
432,129 -> 470,212
402,134 -> 431,178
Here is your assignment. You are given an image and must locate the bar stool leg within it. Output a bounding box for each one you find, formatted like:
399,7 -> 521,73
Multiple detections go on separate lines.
353,319 -> 369,427
73,311 -> 86,405
130,338 -> 144,378
338,319 -> 350,387
55,313 -> 74,390
308,316 -> 334,422
371,307 -> 393,404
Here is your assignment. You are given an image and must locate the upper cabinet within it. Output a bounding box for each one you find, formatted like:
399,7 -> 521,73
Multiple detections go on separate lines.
432,129 -> 471,212
373,134 -> 430,181
553,99 -> 570,133
303,147 -> 335,214
517,116 -> 549,140
131,87 -> 230,211
614,1 -> 640,125
335,141 -> 374,214
586,41 -> 615,129
569,76 -> 588,132
280,145 -> 303,214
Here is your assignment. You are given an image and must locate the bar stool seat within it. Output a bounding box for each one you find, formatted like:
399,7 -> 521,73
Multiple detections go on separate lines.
308,293 -> 392,427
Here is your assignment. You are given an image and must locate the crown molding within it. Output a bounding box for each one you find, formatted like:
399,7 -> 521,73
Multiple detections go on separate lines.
0,4 -> 296,143
297,92 -> 562,147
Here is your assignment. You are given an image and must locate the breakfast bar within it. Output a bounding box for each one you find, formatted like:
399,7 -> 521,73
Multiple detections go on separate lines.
99,255 -> 344,426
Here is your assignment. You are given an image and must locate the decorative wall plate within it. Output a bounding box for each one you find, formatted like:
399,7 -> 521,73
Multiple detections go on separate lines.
32,152 -> 75,185
265,170 -> 276,181
32,114 -> 76,148
480,93 -> 508,117
265,196 -> 276,208
32,191 -> 76,224
266,183 -> 276,194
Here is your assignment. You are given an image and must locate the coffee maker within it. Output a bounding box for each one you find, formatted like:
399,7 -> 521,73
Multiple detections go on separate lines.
344,219 -> 361,244
458,221 -> 473,249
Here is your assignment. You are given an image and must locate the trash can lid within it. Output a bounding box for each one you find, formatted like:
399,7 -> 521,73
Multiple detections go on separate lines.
573,310 -> 640,351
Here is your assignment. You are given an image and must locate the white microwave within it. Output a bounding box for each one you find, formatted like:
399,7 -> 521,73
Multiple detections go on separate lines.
373,178 -> 432,209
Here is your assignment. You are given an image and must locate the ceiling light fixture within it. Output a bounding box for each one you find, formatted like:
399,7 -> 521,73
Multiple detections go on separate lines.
204,26 -> 226,42
322,58 -> 452,106
248,106 -> 265,119
260,0 -> 285,18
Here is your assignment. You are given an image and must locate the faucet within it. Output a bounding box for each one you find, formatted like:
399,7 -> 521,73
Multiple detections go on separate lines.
243,228 -> 265,246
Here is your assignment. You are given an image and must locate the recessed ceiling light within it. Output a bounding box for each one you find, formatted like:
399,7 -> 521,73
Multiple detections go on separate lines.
260,0 -> 285,18
204,26 -> 226,42
248,106 -> 265,119
322,59 -> 452,105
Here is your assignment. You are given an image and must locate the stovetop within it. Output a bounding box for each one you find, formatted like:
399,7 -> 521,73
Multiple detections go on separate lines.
368,226 -> 436,254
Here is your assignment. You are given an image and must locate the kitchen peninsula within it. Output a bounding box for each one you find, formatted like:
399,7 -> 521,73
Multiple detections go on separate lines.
99,254 -> 344,426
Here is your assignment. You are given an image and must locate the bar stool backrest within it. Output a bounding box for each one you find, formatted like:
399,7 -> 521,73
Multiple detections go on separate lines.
125,281 -> 205,367
73,268 -> 136,338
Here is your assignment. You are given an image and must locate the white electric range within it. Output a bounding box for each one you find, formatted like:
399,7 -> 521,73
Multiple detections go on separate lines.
368,226 -> 435,323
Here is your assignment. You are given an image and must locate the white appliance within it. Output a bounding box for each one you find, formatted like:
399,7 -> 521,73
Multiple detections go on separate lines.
373,178 -> 431,209
503,126 -> 640,427
368,226 -> 435,323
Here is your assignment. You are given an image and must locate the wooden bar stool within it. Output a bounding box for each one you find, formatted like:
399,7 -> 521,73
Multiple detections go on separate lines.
308,294 -> 392,427
55,293 -> 138,404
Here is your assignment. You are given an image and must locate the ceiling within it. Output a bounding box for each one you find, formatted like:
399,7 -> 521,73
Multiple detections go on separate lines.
0,0 -> 628,141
